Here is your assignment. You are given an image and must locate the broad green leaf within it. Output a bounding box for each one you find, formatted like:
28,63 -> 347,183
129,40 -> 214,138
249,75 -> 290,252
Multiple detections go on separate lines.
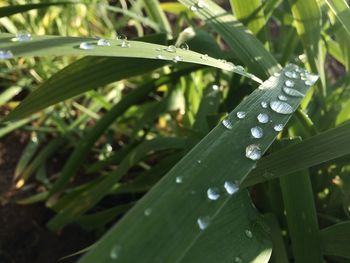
243,122 -> 350,187
0,2 -> 71,18
178,0 -> 281,78
76,64 -> 314,263
320,221 -> 350,258
325,0 -> 350,36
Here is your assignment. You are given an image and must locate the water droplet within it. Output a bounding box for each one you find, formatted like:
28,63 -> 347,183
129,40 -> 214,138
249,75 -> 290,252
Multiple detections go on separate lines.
245,144 -> 262,160
278,94 -> 288,101
173,55 -> 183,62
0,50 -> 13,60
261,101 -> 268,108
212,84 -> 219,91
15,31 -> 32,42
257,113 -> 269,123
120,40 -> 130,48
274,124 -> 284,132
224,181 -> 239,195
110,245 -> 121,260
165,45 -> 176,53
226,62 -> 234,71
79,42 -> 94,50
236,111 -> 246,119
197,160 -> 202,164
283,87 -> 304,97
285,79 -> 295,88
222,119 -> 233,130
190,5 -> 198,12
305,79 -> 313,86
251,126 -> 263,138
155,47 -> 162,51
245,229 -> 253,238
235,65 -> 245,72
197,216 -> 210,230
284,71 -> 298,78
273,72 -> 280,77
97,38 -> 110,46
144,208 -> 152,216
270,101 -> 293,114
207,187 -> 220,200
176,176 -> 183,184
179,43 -> 189,51
234,257 -> 243,263
200,54 -> 209,60
156,54 -> 165,60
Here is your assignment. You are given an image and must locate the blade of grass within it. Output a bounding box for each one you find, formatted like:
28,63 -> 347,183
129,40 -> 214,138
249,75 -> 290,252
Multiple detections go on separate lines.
230,0 -> 269,48
243,122 -> 350,187
178,0 -> 281,78
0,2 -> 71,18
0,33 -> 256,81
75,64 -> 313,263
320,221 -> 350,259
325,0 -> 350,36
280,168 -> 322,262
143,0 -> 172,36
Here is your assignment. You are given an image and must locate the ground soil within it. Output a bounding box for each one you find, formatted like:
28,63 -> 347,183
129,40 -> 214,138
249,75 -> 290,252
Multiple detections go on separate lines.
0,133 -> 96,263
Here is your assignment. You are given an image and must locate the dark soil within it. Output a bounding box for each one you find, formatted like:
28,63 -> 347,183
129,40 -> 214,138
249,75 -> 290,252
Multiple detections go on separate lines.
0,133 -> 96,263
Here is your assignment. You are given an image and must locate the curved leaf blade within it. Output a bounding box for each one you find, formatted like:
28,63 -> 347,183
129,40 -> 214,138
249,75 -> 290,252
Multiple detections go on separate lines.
76,64 -> 315,263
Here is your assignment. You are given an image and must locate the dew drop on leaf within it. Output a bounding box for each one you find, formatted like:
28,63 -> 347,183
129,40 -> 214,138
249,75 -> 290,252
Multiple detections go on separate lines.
224,181 -> 239,195
176,176 -> 183,184
197,216 -> 210,230
261,101 -> 268,108
274,124 -> 284,132
222,119 -> 233,130
144,208 -> 152,216
251,126 -> 263,138
270,101 -> 293,114
79,42 -> 94,50
278,94 -> 288,101
165,45 -> 176,53
120,40 -> 130,48
97,39 -> 110,46
236,111 -> 246,119
173,55 -> 183,62
0,50 -> 13,60
283,87 -> 304,97
156,54 -> 165,60
245,229 -> 253,238
110,245 -> 121,260
200,54 -> 209,60
207,187 -> 220,200
15,31 -> 32,42
245,144 -> 262,160
257,113 -> 269,123
284,71 -> 298,78
284,79 -> 295,88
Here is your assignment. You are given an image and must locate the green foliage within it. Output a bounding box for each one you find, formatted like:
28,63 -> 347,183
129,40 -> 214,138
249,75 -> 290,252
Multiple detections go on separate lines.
0,0 -> 350,262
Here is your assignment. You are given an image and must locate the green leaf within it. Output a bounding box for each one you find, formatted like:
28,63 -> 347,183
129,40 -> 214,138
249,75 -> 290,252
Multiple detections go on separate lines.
1,32 -> 260,121
320,221 -> 350,259
179,0 -> 280,78
325,0 -> 350,36
76,64 -> 314,263
0,2 -> 71,18
143,0 -> 172,36
243,122 -> 350,187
